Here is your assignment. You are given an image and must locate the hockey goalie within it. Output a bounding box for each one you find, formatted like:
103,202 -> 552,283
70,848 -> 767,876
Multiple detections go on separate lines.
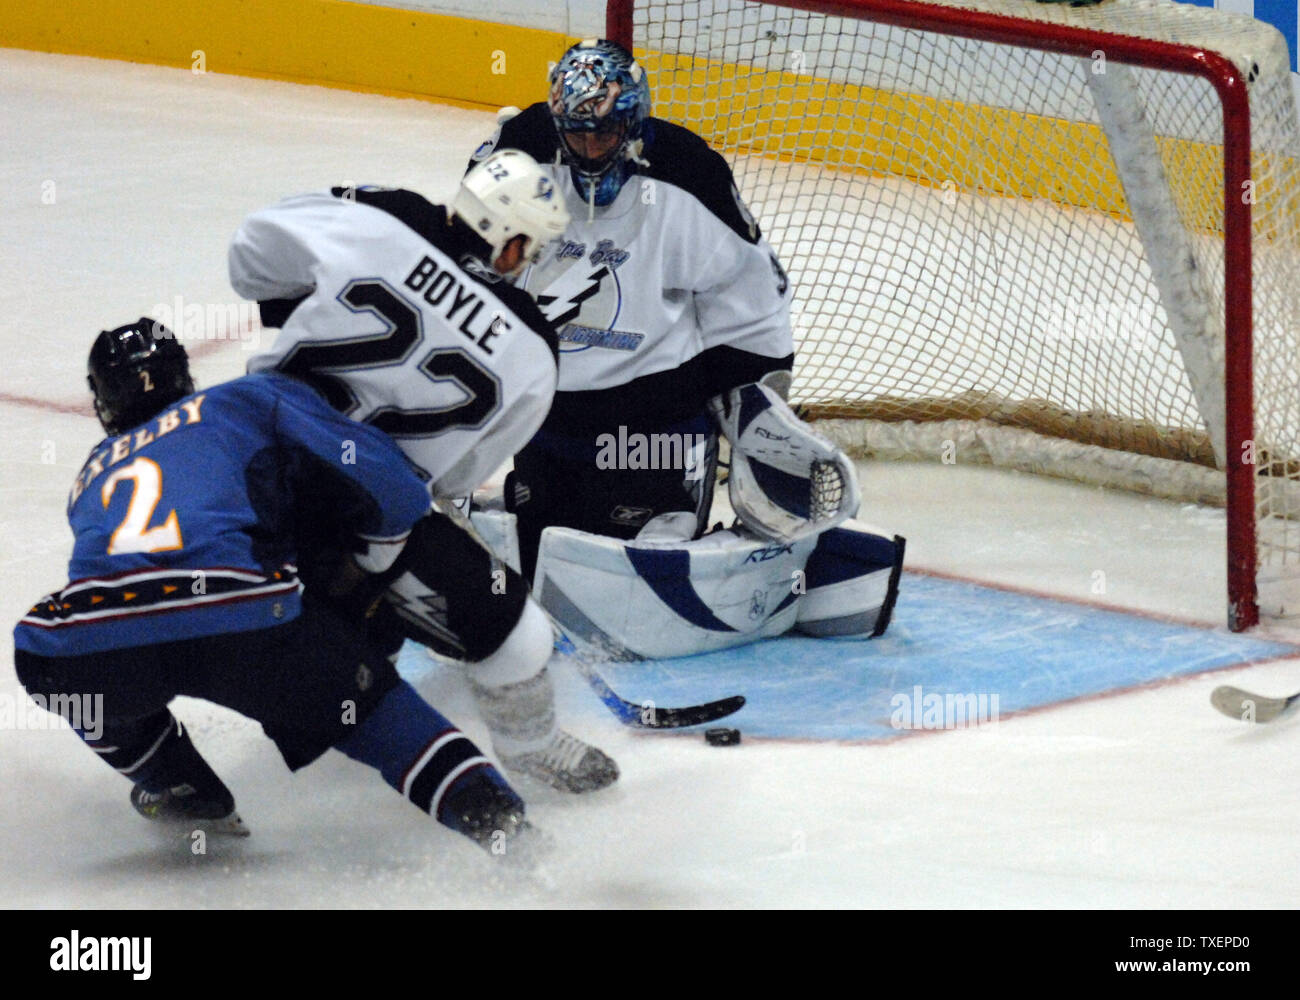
464,39 -> 906,659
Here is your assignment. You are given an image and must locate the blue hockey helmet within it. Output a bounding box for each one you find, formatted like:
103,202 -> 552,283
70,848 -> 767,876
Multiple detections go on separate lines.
547,39 -> 651,207
88,318 -> 194,434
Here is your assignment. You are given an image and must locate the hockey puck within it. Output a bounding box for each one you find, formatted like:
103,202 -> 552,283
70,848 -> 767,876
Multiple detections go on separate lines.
705,727 -> 741,746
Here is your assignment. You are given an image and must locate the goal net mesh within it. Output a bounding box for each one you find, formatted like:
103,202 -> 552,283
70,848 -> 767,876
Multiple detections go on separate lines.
629,0 -> 1300,582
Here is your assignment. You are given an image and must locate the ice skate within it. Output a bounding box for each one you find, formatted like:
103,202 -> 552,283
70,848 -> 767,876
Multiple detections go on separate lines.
130,782 -> 249,837
499,730 -> 619,794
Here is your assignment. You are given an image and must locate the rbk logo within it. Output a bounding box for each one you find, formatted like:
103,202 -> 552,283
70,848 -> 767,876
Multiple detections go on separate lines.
744,543 -> 794,563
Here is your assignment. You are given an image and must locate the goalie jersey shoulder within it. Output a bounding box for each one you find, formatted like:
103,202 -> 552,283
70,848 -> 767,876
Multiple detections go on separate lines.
482,103 -> 761,245
472,103 -> 560,170
640,120 -> 761,245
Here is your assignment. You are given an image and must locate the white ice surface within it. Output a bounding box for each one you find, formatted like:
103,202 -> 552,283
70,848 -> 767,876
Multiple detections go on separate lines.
3,49 -> 1299,908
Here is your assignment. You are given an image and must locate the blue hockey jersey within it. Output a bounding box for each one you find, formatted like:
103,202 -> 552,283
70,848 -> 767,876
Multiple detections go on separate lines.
15,372 -> 430,656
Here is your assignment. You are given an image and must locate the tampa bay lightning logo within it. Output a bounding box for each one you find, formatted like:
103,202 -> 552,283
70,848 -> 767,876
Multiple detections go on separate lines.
530,239 -> 637,353
536,176 -> 555,201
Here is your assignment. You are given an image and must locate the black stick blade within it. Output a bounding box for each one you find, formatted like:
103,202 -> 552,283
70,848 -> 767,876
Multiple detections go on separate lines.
640,695 -> 747,729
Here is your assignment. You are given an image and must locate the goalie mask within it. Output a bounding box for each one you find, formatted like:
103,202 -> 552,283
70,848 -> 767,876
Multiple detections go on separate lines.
709,382 -> 861,542
547,39 -> 651,208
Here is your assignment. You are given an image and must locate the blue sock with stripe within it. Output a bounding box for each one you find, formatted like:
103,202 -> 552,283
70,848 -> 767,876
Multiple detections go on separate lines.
334,681 -> 522,838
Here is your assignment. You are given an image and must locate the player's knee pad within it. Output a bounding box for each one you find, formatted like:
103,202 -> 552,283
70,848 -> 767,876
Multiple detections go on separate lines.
795,522 -> 905,638
468,597 -> 555,689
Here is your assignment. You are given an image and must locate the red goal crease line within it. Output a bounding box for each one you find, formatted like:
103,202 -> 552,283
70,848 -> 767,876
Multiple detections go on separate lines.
904,563 -> 1300,636
626,571 -> 1300,748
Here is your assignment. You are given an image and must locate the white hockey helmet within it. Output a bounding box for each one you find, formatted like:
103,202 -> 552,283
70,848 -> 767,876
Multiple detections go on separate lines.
452,150 -> 570,273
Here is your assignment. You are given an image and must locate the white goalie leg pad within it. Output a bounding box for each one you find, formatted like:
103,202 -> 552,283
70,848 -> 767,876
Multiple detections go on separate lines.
796,519 -> 905,638
708,382 -> 860,542
533,524 -> 818,659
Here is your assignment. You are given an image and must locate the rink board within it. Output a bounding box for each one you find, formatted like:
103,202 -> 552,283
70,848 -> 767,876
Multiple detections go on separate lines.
400,573 -> 1300,742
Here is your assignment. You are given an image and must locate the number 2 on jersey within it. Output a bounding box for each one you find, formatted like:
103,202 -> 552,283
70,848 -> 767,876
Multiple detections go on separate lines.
102,457 -> 183,554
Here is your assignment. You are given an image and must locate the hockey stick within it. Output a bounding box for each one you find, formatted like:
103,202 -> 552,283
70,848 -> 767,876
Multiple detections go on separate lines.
1210,684 -> 1300,724
555,634 -> 746,729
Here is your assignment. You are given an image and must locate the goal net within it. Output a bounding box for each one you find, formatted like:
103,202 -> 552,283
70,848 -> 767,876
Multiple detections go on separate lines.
610,0 -> 1300,629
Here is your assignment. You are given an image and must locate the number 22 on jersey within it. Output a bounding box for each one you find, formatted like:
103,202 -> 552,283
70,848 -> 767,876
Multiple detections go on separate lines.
101,457 -> 183,555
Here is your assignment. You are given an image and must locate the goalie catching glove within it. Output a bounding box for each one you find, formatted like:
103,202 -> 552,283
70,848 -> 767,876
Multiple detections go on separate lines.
709,381 -> 860,542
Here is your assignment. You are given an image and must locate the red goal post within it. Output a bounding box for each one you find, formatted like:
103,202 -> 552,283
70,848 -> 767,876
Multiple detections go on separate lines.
607,0 -> 1300,629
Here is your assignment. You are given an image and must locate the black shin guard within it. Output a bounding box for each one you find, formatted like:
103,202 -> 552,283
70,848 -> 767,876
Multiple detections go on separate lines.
86,710 -> 233,809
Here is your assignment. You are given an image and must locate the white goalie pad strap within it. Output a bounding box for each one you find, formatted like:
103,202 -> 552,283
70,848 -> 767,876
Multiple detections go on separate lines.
534,525 -> 817,659
708,382 -> 860,542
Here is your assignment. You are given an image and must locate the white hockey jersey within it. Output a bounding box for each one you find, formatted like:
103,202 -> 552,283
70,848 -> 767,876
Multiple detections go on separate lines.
473,104 -> 794,435
230,188 -> 558,497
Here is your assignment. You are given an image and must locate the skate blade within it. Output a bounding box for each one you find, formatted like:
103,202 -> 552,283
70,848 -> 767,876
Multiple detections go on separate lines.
204,812 -> 251,837
142,811 -> 251,838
